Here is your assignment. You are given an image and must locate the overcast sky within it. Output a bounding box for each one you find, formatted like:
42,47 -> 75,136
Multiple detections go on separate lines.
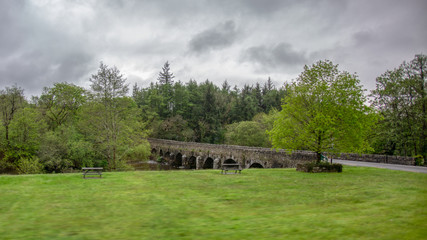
1,0 -> 426,97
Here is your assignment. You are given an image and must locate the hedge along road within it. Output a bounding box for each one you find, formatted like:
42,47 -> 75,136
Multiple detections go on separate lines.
333,159 -> 427,174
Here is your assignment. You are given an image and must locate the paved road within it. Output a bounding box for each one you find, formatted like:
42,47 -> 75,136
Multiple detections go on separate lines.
333,159 -> 427,174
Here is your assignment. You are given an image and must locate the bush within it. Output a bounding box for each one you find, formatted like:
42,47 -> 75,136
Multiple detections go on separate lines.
125,140 -> 151,161
68,139 -> 96,168
0,160 -> 16,174
414,155 -> 424,166
297,161 -> 343,173
16,157 -> 44,174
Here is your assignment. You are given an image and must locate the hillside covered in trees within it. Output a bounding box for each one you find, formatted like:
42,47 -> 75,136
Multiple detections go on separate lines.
0,55 -> 425,173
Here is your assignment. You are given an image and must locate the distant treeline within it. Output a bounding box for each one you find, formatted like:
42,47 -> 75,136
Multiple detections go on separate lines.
133,61 -> 284,144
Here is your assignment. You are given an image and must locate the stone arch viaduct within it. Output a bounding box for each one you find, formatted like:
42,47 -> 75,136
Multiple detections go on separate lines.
147,138 -> 415,169
148,138 -> 317,169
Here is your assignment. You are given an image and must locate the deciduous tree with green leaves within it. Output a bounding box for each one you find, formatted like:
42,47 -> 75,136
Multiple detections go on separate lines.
38,82 -> 86,130
371,54 -> 426,158
269,60 -> 377,162
0,85 -> 25,146
85,62 -> 147,170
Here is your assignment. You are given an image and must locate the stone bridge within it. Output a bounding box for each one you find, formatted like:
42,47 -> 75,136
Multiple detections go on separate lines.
148,138 -> 317,169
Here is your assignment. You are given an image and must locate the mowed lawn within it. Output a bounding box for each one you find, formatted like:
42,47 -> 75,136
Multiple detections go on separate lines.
0,167 -> 426,240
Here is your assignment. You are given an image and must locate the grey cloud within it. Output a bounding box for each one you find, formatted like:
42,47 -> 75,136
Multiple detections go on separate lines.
189,20 -> 238,54
1,0 -> 426,97
1,48 -> 94,97
353,30 -> 376,47
0,1 -> 95,97
243,43 -> 308,72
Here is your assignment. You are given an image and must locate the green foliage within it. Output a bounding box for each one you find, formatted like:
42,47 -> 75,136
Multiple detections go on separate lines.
124,140 -> 151,162
225,120 -> 270,147
37,82 -> 86,130
87,63 -> 139,170
157,61 -> 175,85
414,155 -> 424,166
7,107 -> 46,162
151,115 -> 195,141
371,54 -> 427,158
38,130 -> 73,173
16,156 -> 43,174
269,60 -> 378,160
0,157 -> 15,174
297,161 -> 343,173
0,85 -> 25,146
133,74 -> 285,145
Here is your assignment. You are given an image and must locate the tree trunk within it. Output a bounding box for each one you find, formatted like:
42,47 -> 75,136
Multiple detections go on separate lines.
5,125 -> 9,146
316,152 -> 321,163
316,133 -> 322,163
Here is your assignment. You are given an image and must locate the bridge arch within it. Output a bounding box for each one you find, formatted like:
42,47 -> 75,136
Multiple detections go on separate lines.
150,148 -> 157,160
164,151 -> 171,160
188,156 -> 197,169
224,158 -> 237,164
172,153 -> 182,168
249,163 -> 264,168
203,157 -> 214,169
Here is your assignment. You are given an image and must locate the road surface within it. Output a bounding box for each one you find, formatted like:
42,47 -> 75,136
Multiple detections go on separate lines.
333,159 -> 427,174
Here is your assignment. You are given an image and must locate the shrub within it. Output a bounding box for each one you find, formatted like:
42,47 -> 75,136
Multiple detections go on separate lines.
414,155 -> 424,166
16,157 -> 44,174
125,140 -> 151,161
297,161 -> 343,173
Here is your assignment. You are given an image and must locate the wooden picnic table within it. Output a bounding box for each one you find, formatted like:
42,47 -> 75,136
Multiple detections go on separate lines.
82,167 -> 103,179
221,163 -> 242,174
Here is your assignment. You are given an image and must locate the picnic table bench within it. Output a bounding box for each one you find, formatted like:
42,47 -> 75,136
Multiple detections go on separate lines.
82,167 -> 103,179
221,163 -> 242,174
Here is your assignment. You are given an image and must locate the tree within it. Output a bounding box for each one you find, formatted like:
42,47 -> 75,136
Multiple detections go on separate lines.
157,61 -> 175,118
269,60 -> 377,161
157,61 -> 175,85
87,62 -> 132,169
371,54 -> 427,158
225,121 -> 270,147
199,80 -> 221,143
38,82 -> 86,130
0,85 -> 25,146
90,62 -> 129,102
404,54 -> 427,158
1,107 -> 47,173
151,115 -> 195,142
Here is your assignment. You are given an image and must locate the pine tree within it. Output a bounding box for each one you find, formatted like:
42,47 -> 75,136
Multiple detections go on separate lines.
157,61 -> 175,85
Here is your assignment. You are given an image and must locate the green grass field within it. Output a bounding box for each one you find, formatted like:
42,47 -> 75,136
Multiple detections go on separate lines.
1,167 -> 426,240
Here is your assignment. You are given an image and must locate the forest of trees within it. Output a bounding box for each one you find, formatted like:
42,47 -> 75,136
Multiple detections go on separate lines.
0,54 -> 425,174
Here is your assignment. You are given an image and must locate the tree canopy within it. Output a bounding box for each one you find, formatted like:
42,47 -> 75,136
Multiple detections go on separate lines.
269,60 -> 378,161
371,54 -> 426,158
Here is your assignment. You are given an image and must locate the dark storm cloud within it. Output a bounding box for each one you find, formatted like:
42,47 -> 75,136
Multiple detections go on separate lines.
243,43 -> 308,71
189,21 -> 238,54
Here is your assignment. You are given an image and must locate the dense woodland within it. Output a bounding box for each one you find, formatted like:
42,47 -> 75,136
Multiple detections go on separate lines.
0,54 -> 425,173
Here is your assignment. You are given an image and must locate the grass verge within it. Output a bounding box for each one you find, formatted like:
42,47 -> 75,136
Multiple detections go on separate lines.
0,167 -> 426,240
